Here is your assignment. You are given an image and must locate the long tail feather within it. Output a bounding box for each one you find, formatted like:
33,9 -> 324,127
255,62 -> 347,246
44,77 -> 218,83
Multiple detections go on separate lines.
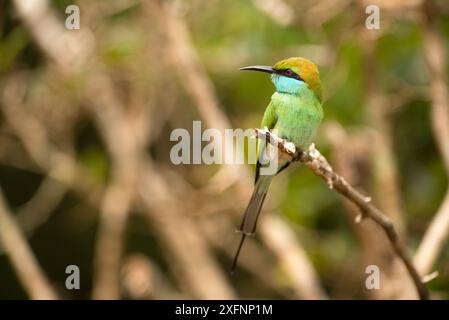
239,186 -> 268,234
231,175 -> 272,272
231,234 -> 246,274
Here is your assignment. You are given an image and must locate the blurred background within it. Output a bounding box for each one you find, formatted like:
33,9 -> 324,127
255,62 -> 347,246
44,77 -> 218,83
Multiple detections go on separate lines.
1,0 -> 449,299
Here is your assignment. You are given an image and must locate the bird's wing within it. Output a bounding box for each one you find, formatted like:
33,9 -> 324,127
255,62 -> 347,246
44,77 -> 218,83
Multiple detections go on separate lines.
261,100 -> 278,130
255,102 -> 277,183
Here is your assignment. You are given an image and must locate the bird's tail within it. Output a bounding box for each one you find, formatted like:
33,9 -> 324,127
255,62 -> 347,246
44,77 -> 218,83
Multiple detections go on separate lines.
231,175 -> 273,273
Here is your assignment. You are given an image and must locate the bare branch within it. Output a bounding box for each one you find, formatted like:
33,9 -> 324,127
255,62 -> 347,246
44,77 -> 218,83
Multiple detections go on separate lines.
13,0 -> 94,70
255,128 -> 429,300
92,169 -> 135,299
0,189 -> 58,299
17,176 -> 67,233
415,192 -> 449,275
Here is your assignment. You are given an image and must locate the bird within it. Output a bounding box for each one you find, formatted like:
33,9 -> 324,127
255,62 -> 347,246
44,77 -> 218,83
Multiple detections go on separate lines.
231,57 -> 324,272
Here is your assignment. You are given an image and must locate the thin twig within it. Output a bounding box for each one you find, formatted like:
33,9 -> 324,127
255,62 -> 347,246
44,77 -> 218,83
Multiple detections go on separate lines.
0,189 -> 58,299
255,128 -> 429,300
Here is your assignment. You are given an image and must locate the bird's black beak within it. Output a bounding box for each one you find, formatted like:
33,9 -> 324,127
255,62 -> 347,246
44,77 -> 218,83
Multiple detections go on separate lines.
239,65 -> 276,74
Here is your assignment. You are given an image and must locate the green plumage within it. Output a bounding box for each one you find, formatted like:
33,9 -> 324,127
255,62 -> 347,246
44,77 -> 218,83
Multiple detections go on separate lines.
232,57 -> 324,272
265,90 -> 323,150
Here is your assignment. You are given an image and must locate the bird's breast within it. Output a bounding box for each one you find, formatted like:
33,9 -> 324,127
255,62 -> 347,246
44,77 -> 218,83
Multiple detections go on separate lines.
271,92 -> 323,150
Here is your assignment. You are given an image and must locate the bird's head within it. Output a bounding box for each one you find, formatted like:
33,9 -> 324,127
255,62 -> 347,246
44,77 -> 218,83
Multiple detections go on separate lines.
240,57 -> 322,101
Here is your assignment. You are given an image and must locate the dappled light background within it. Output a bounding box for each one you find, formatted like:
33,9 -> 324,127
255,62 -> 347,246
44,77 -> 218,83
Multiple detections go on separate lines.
0,0 -> 449,299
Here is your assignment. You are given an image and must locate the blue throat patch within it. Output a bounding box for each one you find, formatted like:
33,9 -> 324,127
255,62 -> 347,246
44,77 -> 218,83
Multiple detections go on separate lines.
271,74 -> 305,95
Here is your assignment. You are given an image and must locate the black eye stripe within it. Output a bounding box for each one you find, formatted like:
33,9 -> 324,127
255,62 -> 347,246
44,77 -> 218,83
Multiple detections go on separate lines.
275,68 -> 304,81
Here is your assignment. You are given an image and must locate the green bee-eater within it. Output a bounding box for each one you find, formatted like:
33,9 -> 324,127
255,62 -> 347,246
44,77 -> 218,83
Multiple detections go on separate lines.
232,57 -> 323,271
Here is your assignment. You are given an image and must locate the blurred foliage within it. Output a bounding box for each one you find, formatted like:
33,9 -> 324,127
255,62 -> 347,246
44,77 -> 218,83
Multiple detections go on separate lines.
1,0 -> 449,299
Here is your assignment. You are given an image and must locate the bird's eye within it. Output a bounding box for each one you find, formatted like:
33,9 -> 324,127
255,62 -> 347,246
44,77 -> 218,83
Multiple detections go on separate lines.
284,69 -> 293,76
